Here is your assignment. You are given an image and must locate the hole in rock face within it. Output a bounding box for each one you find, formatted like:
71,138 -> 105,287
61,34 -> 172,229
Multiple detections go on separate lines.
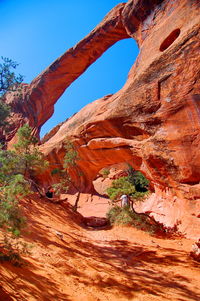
159,29 -> 181,52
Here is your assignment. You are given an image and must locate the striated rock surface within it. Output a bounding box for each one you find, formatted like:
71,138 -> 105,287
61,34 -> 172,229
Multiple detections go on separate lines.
1,0 -> 200,238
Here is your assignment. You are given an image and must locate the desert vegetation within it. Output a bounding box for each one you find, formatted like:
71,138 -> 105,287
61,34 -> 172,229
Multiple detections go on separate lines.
51,140 -> 81,210
0,58 -> 48,264
106,167 -> 163,233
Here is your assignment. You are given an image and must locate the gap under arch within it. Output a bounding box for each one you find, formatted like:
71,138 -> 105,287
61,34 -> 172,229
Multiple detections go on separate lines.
40,38 -> 139,138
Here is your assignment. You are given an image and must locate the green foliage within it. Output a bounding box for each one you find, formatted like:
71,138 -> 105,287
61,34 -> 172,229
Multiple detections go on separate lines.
14,124 -> 49,175
0,170 -> 29,256
106,176 -> 136,200
0,124 -> 48,257
51,168 -> 70,195
52,141 -> 79,192
106,205 -> 159,234
100,168 -> 110,178
106,206 -> 132,225
0,57 -> 23,97
51,168 -> 62,175
0,197 -> 27,237
131,191 -> 150,202
127,166 -> 149,192
106,169 -> 150,232
0,101 -> 10,127
106,166 -> 149,202
51,140 -> 81,210
52,180 -> 69,196
63,141 -> 79,169
0,57 -> 24,138
0,238 -> 32,266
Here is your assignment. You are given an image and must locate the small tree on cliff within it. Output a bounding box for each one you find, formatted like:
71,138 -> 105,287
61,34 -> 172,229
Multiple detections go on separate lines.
0,57 -> 23,97
13,124 -> 49,179
0,57 -> 24,142
52,140 -> 81,211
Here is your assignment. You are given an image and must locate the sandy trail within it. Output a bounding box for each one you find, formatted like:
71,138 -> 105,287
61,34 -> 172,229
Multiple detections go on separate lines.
0,195 -> 200,301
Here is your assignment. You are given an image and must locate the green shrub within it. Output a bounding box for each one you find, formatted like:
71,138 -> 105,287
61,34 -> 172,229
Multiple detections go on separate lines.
107,176 -> 136,200
127,166 -> 149,192
0,124 -> 48,259
106,206 -> 122,224
51,168 -> 62,175
106,205 -> 160,234
106,166 -> 150,203
0,101 -> 10,127
0,239 -> 32,266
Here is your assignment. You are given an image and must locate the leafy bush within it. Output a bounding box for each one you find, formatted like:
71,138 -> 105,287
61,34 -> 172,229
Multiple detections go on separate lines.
106,206 -> 122,224
106,166 -> 150,203
107,176 -> 136,200
0,124 -> 48,259
107,206 -> 133,225
63,141 -> 79,168
51,140 -> 81,210
0,59 -> 38,262
0,239 -> 32,266
106,205 -> 160,234
14,124 -> 49,176
127,166 -> 149,192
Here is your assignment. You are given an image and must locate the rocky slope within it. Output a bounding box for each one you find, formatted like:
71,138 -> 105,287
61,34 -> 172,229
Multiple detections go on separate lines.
1,194 -> 200,301
2,0 -> 200,238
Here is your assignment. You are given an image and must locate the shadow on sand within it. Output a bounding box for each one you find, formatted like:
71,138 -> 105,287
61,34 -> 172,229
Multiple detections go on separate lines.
0,196 -> 200,300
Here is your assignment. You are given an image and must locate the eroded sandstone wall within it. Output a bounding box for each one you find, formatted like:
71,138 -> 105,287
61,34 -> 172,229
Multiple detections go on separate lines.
39,0 -> 200,238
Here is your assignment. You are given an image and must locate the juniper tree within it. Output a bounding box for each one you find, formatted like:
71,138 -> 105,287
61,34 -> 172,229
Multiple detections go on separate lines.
0,57 -> 23,97
0,124 -> 48,256
0,57 -> 24,142
52,140 -> 81,211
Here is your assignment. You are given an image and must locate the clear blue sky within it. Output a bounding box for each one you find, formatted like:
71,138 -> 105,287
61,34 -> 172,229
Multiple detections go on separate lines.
0,0 -> 139,137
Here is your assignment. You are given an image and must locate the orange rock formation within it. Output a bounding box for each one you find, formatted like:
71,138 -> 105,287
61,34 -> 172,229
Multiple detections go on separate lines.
2,0 -> 200,238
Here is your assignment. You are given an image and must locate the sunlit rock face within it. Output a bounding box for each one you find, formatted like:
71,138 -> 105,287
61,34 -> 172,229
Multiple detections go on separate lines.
2,0 -> 200,238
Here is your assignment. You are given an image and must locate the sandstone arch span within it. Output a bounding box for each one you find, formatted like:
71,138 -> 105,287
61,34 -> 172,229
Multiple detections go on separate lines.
2,2 -> 130,145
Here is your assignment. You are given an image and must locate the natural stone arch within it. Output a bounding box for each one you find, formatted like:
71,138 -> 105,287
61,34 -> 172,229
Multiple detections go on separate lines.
37,0 -> 200,238
2,0 -> 200,238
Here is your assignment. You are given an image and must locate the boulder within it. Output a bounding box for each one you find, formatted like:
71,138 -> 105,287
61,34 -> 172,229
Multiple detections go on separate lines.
83,216 -> 108,228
